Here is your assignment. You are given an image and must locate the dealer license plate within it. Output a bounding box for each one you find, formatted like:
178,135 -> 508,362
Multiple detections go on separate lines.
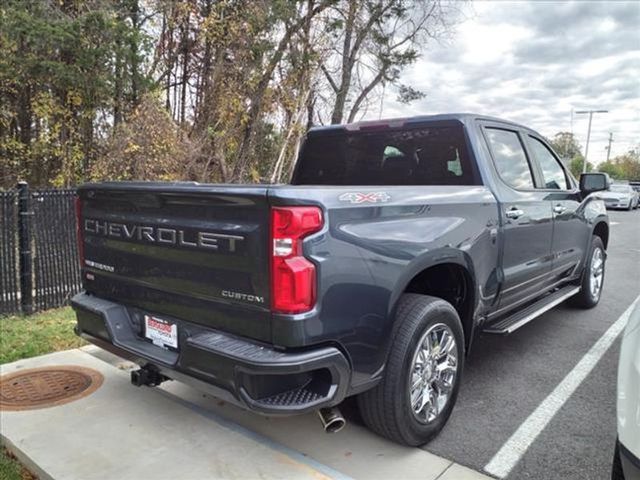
144,315 -> 178,349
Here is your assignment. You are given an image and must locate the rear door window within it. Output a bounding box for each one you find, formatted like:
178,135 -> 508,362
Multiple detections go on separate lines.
485,128 -> 535,190
293,124 -> 479,186
527,136 -> 569,190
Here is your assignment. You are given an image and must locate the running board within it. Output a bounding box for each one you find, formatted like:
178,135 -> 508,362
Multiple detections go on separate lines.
483,286 -> 581,334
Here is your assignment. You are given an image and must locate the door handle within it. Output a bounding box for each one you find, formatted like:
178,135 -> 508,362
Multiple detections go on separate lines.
553,204 -> 567,214
505,208 -> 524,219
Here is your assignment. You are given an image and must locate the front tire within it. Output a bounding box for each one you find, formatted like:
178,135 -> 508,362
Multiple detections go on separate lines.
571,235 -> 605,309
357,294 -> 464,446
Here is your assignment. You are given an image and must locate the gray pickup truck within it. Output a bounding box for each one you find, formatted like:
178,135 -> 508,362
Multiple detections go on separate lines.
72,114 -> 610,446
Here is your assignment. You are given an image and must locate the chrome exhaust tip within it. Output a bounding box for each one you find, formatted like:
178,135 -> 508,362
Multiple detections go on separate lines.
317,407 -> 346,433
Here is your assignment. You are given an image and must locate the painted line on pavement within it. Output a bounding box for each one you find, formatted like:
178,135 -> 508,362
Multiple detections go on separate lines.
484,294 -> 640,478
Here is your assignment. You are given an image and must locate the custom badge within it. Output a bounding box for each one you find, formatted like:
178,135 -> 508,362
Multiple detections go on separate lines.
338,192 -> 391,204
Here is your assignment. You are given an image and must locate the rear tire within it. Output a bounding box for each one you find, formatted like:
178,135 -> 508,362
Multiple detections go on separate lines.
571,235 -> 605,309
357,294 -> 464,446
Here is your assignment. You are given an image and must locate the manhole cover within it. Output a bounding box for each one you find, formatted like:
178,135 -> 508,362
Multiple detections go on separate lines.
0,366 -> 103,411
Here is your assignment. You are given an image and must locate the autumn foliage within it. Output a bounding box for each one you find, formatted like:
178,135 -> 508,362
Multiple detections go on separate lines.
90,96 -> 195,182
1,0 -> 462,189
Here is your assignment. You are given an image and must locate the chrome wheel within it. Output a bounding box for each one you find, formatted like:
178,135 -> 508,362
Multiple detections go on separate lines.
408,323 -> 459,424
589,247 -> 604,299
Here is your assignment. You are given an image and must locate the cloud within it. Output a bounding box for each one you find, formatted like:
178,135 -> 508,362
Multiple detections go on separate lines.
373,0 -> 640,164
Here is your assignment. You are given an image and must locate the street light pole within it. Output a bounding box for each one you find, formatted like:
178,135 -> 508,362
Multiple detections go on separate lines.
575,109 -> 608,173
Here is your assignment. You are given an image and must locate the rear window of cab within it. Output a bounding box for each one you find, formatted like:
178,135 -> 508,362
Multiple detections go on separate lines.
292,124 -> 480,186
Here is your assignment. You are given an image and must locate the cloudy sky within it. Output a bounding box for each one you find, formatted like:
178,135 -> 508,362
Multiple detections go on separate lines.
377,1 -> 640,165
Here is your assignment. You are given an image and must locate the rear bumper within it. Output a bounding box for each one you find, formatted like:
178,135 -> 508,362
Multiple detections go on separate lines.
71,292 -> 351,415
619,439 -> 640,480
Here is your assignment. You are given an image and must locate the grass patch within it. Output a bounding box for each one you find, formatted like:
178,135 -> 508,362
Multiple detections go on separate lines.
0,307 -> 84,479
0,307 -> 85,365
0,447 -> 35,480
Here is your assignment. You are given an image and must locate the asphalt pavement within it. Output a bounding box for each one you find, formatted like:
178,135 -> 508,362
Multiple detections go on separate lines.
422,208 -> 640,479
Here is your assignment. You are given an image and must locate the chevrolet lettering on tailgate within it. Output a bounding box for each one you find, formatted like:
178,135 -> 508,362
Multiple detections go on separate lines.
84,219 -> 244,252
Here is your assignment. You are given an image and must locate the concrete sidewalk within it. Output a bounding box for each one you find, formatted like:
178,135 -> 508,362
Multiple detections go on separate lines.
1,348 -> 490,480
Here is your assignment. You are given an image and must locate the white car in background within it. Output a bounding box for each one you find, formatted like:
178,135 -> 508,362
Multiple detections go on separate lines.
602,184 -> 639,210
613,300 -> 640,480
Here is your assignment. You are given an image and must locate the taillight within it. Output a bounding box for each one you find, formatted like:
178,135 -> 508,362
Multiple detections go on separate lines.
270,206 -> 323,314
75,196 -> 85,267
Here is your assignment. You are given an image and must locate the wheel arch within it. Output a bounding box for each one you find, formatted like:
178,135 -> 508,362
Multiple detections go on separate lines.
387,249 -> 478,353
593,221 -> 609,249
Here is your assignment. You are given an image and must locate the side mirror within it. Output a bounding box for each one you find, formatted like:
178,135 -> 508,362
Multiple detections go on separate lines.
580,172 -> 610,196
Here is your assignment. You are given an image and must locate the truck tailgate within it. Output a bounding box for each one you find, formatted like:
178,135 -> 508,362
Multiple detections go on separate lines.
77,182 -> 271,342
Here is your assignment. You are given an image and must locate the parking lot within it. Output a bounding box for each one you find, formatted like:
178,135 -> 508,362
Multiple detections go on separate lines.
2,209 -> 638,480
424,208 -> 640,479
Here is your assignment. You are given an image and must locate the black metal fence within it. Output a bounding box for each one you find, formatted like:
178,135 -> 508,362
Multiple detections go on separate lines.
1,183 -> 81,315
1,190 -> 19,314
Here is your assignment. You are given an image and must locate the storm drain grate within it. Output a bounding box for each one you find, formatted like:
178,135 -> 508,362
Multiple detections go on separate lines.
0,366 -> 103,411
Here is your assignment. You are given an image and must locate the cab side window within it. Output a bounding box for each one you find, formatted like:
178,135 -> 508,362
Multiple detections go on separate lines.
485,128 -> 535,189
528,136 -> 569,190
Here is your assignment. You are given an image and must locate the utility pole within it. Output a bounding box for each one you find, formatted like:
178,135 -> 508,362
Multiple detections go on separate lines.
605,132 -> 614,162
575,109 -> 608,173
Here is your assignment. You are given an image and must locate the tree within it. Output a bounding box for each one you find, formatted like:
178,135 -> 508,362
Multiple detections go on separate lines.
568,156 -> 592,179
0,0 -> 152,188
597,161 -> 623,179
0,0 -> 468,188
230,0 -> 334,180
90,95 -> 194,181
549,131 -> 590,179
549,132 -> 582,162
599,148 -> 640,181
320,0 -> 460,125
152,0 -> 336,183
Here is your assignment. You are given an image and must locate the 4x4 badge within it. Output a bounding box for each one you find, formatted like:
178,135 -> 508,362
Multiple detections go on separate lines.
339,192 -> 391,204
